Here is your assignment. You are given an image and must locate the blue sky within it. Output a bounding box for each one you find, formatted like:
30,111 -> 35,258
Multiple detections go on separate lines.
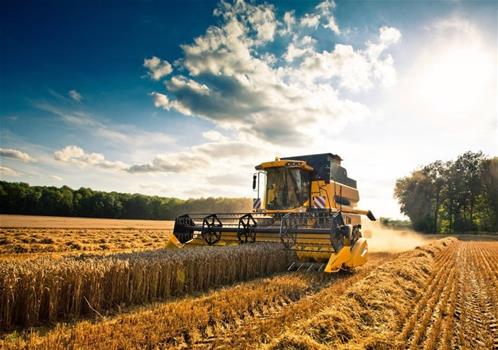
1,0 -> 496,219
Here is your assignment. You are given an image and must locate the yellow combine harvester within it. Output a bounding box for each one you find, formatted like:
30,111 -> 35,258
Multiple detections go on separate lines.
169,153 -> 376,273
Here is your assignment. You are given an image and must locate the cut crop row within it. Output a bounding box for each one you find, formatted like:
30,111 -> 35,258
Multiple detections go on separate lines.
0,252 -> 397,350
1,272 -> 329,349
267,237 -> 457,349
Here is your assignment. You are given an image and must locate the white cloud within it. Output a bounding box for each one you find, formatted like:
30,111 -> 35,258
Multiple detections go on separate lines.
51,138 -> 262,176
300,13 -> 320,29
315,0 -> 336,13
68,90 -> 83,102
54,145 -> 127,171
379,26 -> 402,45
324,16 -> 340,34
151,92 -> 170,109
302,0 -> 340,34
202,130 -> 229,142
214,0 -> 277,45
127,153 -> 204,173
147,0 -> 400,145
317,1 -> 340,35
0,148 -> 35,162
282,11 -> 296,35
283,36 -> 316,62
127,139 -> 263,174
129,0 -> 409,212
50,175 -> 63,181
299,26 -> 401,91
284,43 -> 309,62
0,166 -> 20,177
144,56 -> 173,80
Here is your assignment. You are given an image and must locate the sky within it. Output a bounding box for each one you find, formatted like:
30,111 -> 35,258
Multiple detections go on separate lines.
0,0 -> 497,219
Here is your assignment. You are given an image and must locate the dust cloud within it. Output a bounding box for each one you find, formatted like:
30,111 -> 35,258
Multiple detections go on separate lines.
362,220 -> 429,253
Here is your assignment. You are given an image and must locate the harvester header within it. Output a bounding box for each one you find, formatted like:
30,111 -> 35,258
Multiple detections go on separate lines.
169,153 -> 375,273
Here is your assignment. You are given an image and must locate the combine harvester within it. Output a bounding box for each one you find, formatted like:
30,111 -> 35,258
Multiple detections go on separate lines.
169,153 -> 376,273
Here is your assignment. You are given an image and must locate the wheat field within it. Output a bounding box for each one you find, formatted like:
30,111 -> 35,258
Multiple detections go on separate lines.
0,215 -> 171,255
1,215 -> 497,349
0,243 -> 292,328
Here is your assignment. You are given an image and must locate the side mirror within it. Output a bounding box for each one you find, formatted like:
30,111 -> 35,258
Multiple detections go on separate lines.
252,174 -> 257,190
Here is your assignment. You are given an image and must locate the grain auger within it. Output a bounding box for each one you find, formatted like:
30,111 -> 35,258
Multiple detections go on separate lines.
168,153 -> 376,273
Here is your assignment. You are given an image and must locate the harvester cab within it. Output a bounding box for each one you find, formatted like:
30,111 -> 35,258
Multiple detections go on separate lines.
170,153 -> 376,273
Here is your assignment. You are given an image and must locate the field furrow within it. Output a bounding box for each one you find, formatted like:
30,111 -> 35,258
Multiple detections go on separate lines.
396,241 -> 457,344
434,244 -> 461,350
472,244 -> 498,349
191,252 -> 397,349
2,216 -> 497,350
267,238 -> 457,349
421,258 -> 458,350
0,272 -> 332,349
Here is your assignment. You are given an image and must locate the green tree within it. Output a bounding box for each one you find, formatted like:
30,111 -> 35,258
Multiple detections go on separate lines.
395,151 -> 497,234
394,170 -> 434,232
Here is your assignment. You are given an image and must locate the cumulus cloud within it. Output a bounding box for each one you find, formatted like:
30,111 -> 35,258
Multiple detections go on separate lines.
282,11 -> 296,35
316,0 -> 340,34
68,90 -> 83,102
324,16 -> 340,34
146,0 -> 400,145
283,35 -> 316,62
127,139 -> 263,173
298,0 -> 340,33
53,137 -> 263,176
316,0 -> 335,13
300,26 -> 401,91
300,13 -> 320,29
0,166 -> 20,177
0,148 -> 35,162
144,56 -> 173,80
202,130 -> 229,142
127,153 -> 204,173
54,145 -> 127,171
151,92 -> 170,109
379,26 -> 402,45
214,0 -> 277,45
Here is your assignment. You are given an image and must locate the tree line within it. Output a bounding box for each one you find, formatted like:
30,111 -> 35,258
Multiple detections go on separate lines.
0,181 -> 252,220
394,151 -> 497,233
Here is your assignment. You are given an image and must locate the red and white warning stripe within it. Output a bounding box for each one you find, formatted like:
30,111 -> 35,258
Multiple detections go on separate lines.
253,198 -> 261,209
313,196 -> 327,209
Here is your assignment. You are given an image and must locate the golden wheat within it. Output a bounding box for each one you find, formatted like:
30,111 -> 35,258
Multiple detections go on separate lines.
0,243 -> 292,329
2,235 -> 498,350
267,238 -> 458,349
0,227 -> 168,255
0,273 -> 326,349
0,252 -> 396,350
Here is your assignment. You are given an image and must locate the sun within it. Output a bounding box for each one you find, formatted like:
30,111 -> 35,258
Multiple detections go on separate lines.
413,43 -> 496,117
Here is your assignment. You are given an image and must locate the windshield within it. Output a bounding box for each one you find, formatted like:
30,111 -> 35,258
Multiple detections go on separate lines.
266,167 -> 310,210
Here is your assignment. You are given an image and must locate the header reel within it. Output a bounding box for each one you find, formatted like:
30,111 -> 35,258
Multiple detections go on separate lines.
172,210 -> 362,254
